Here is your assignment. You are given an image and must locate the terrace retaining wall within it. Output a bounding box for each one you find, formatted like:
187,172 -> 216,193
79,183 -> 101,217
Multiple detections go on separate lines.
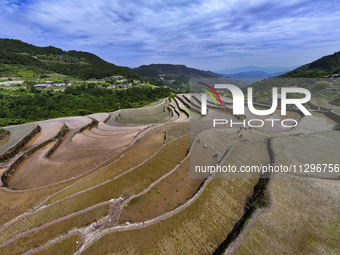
173,97 -> 189,118
0,125 -> 41,163
176,95 -> 201,115
0,129 -> 10,141
1,125 -> 69,187
213,138 -> 274,255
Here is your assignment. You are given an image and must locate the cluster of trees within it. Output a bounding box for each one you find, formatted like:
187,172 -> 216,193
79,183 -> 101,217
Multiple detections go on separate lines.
0,84 -> 171,127
308,51 -> 340,71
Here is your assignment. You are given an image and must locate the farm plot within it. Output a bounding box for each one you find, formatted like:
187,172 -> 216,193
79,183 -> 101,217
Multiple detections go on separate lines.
190,127 -> 272,178
33,234 -> 81,255
86,112 -> 110,122
273,131 -> 340,179
48,125 -> 169,203
0,205 -> 108,255
0,123 -> 37,155
82,177 -> 259,254
6,142 -> 113,190
234,175 -> 340,255
96,121 -> 149,131
21,121 -> 64,151
0,126 -> 163,228
117,99 -> 173,124
79,139 -> 270,254
282,112 -> 337,135
215,140 -> 270,179
166,122 -> 190,142
0,176 -> 78,226
50,130 -> 132,161
71,131 -> 137,148
118,157 -> 204,223
82,129 -> 135,140
0,135 -> 190,243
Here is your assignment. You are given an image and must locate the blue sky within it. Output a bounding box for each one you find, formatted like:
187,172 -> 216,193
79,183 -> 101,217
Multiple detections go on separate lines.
1,0 -> 340,72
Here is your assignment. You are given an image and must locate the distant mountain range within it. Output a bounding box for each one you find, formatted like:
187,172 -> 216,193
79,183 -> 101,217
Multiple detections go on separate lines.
133,64 -> 221,89
219,65 -> 296,75
224,70 -> 286,79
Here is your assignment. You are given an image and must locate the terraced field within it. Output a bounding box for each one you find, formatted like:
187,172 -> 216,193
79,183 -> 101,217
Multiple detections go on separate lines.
116,98 -> 173,124
234,176 -> 340,255
0,95 -> 339,255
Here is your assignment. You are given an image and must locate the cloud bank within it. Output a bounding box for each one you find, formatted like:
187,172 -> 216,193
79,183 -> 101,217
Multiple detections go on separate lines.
1,0 -> 340,70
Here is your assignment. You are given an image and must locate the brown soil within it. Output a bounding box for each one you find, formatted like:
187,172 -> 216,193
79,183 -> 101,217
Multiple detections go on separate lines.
7,143 -> 114,190
21,121 -> 64,151
48,124 -> 173,204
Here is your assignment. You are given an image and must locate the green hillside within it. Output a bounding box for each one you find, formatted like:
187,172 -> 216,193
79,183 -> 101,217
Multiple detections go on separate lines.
242,51 -> 340,107
0,38 -> 139,80
282,51 -> 340,78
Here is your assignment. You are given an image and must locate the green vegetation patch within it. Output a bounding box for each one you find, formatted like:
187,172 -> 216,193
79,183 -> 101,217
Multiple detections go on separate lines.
0,84 -> 171,126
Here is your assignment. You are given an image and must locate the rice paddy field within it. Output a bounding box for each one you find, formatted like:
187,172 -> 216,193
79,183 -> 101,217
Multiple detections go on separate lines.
0,95 -> 339,255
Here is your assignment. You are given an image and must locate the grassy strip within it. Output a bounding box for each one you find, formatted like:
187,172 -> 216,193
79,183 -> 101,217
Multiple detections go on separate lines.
33,234 -> 81,255
0,124 -> 40,163
0,205 -> 108,255
1,125 -> 69,187
0,135 -> 189,243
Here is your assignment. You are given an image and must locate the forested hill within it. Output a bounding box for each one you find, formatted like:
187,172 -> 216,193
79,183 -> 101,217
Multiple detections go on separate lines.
0,38 -> 140,79
281,51 -> 340,78
133,64 -> 221,89
134,64 -> 221,77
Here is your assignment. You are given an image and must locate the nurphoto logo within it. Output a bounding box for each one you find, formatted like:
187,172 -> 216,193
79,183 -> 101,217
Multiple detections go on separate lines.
198,82 -> 311,128
200,83 -> 311,116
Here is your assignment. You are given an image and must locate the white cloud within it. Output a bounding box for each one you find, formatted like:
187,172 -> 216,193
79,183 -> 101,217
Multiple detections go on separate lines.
1,0 -> 340,69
